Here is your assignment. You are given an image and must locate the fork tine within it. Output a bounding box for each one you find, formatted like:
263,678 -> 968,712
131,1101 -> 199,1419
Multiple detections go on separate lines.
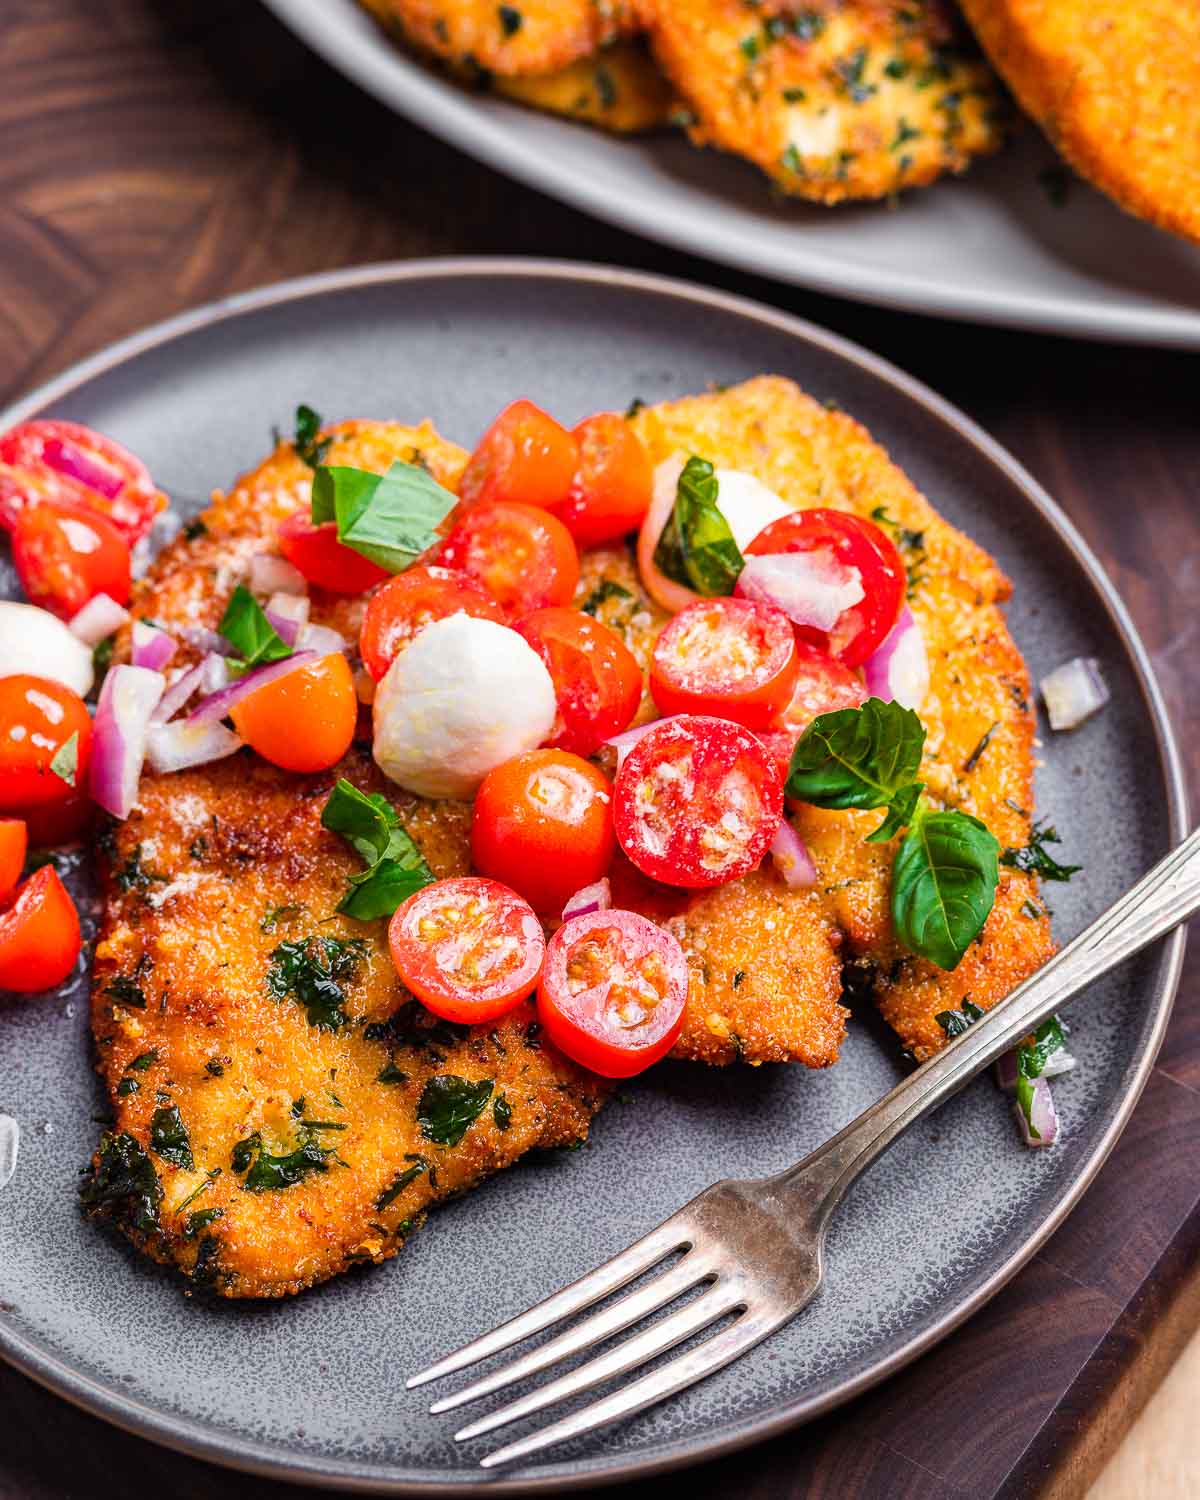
478,1306 -> 780,1469
429,1252 -> 712,1415
454,1283 -> 742,1442
406,1221 -> 688,1389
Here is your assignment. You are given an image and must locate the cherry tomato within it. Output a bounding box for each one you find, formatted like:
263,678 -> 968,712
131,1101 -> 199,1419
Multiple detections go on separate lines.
230,653 -> 356,772
472,750 -> 615,913
388,876 -> 545,1023
613,714 -> 783,889
756,641 -> 867,778
0,420 -> 165,545
0,820 -> 27,903
19,793 -> 92,849
12,500 -> 131,620
436,501 -> 579,617
277,513 -> 390,595
649,597 -> 799,730
459,400 -> 579,512
515,607 -> 642,757
745,508 -> 904,667
0,676 -> 93,810
359,565 -> 505,681
537,909 -> 688,1077
548,414 -> 653,547
0,865 -> 81,992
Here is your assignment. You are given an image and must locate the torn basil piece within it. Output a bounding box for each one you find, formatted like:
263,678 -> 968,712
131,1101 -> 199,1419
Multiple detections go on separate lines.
311,459 -> 457,574
652,456 -> 744,596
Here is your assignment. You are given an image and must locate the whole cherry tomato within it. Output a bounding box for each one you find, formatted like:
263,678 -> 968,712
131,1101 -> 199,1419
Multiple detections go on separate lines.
0,676 -> 93,811
231,653 -> 356,772
360,566 -> 504,681
12,500 -> 131,620
548,413 -> 653,547
277,513 -> 390,595
436,501 -> 579,617
515,607 -> 641,757
458,400 -> 578,512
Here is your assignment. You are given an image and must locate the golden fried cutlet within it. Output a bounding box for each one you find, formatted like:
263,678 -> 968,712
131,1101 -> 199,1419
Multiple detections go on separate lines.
489,40 -> 674,133
639,0 -> 1006,203
958,0 -> 1200,244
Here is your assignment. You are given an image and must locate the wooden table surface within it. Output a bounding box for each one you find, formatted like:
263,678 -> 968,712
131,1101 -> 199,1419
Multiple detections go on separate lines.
2,3 -> 1199,1497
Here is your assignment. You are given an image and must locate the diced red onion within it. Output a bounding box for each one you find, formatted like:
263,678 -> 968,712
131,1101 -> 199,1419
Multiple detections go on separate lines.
605,716 -> 683,770
863,606 -> 929,711
1014,1076 -> 1059,1147
297,621 -> 348,656
67,593 -> 130,645
994,1051 -> 1019,1093
250,553 -> 306,597
562,878 -> 612,922
89,664 -> 166,819
152,660 -> 205,724
735,551 -> 864,633
266,590 -> 310,630
146,718 -> 243,773
996,1044 -> 1077,1094
769,818 -> 818,887
200,653 -> 230,694
175,623 -> 232,657
265,608 -> 302,647
1041,656 -> 1110,731
130,620 -> 177,672
42,436 -> 125,499
188,650 -> 318,724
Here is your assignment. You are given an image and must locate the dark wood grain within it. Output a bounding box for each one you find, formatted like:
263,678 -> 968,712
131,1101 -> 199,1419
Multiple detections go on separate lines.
1,2 -> 1198,1497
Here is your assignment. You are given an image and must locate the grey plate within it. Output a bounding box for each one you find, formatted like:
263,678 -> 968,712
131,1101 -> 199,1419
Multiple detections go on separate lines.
0,260 -> 1186,1494
260,0 -> 1200,349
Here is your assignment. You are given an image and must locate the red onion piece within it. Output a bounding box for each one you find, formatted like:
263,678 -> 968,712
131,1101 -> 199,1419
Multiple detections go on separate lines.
605,715 -> 683,770
250,553 -> 306,597
188,650 -> 319,724
200,654 -> 230,694
264,608 -> 301,648
1014,1076 -> 1058,1147
996,1045 -> 1077,1094
67,593 -> 129,645
863,606 -> 929,711
175,623 -> 232,657
769,818 -> 818,887
297,621 -> 348,655
266,590 -> 310,630
89,664 -> 166,818
130,620 -> 177,672
43,436 -> 125,499
1041,656 -> 1110,731
735,551 -> 863,632
146,718 -> 243,773
152,661 -> 204,724
561,877 -> 612,922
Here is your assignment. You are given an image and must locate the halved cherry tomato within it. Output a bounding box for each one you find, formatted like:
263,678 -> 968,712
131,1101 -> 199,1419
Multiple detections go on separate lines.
19,793 -> 92,849
547,414 -> 653,548
0,864 -> 81,992
12,500 -> 131,620
0,676 -> 93,810
515,607 -> 642,757
0,820 -> 27,902
0,420 -> 166,545
649,597 -> 799,730
537,909 -> 688,1077
388,875 -> 545,1023
436,501 -> 579,617
277,513 -> 390,595
459,400 -> 579,512
230,653 -> 356,772
471,749 -> 615,914
359,565 -> 505,681
613,714 -> 783,889
745,508 -> 904,667
756,641 -> 867,778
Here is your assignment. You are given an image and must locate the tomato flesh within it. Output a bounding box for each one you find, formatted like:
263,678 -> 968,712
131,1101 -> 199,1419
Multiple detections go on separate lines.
0,676 -> 93,811
0,820 -> 27,903
745,508 -> 904,667
459,400 -> 579,512
756,641 -> 867,778
278,513 -> 390,595
436,501 -> 579,617
231,653 -> 356,772
12,500 -> 131,620
548,413 -> 653,547
649,597 -> 798,730
538,909 -> 688,1077
0,865 -> 81,993
613,714 -> 783,889
0,420 -> 165,545
471,749 -> 615,914
388,876 -> 545,1023
516,606 -> 641,757
360,565 -> 505,681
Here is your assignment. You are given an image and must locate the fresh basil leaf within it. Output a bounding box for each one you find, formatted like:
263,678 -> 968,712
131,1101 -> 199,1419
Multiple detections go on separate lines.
787,698 -> 926,812
321,778 -> 436,920
864,779 -> 924,845
311,460 -> 457,573
1014,1071 -> 1041,1136
652,456 -> 744,596
892,808 -> 999,970
50,731 -> 79,788
218,584 -> 291,666
417,1075 -> 494,1147
149,1104 -> 194,1171
293,404 -> 331,470
1017,1015 -> 1068,1078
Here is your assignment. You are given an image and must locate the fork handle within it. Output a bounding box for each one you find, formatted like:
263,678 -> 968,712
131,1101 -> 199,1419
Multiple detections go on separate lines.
769,823 -> 1200,1227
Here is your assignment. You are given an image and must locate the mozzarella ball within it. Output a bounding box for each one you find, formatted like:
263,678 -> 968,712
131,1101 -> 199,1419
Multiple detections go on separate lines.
373,614 -> 557,799
0,602 -> 94,696
712,469 -> 793,551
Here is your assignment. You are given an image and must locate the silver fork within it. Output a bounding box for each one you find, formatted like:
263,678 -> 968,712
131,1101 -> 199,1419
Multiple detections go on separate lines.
409,824 -> 1200,1469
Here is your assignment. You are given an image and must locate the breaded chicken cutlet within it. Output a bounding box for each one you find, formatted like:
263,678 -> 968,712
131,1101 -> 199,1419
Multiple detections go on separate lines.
958,0 -> 1200,244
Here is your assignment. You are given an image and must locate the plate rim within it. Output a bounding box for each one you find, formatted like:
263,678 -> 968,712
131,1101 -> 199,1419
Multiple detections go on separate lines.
258,0 -> 1200,350
0,256 -> 1188,1494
